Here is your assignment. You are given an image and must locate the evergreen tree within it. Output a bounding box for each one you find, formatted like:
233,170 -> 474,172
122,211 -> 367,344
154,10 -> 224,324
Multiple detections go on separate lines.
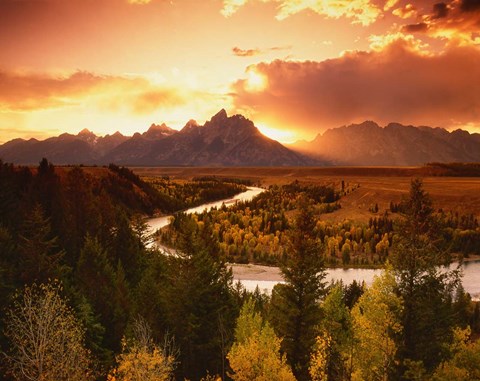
17,203 -> 66,285
270,197 -> 326,381
390,178 -> 460,374
163,216 -> 237,380
76,235 -> 129,354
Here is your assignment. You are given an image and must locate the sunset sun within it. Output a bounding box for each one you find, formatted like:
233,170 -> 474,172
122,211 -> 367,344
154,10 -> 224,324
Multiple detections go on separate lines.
244,68 -> 268,92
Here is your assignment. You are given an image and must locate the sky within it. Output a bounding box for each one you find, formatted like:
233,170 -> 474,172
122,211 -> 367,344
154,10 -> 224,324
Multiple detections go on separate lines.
1,0 -> 480,143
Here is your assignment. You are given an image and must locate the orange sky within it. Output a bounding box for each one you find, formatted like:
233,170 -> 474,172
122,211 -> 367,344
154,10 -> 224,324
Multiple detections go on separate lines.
1,0 -> 480,143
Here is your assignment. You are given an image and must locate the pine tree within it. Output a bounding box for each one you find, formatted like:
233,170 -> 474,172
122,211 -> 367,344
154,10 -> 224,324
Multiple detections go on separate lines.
391,178 -> 460,373
17,203 -> 66,284
164,216 -> 237,380
270,197 -> 326,381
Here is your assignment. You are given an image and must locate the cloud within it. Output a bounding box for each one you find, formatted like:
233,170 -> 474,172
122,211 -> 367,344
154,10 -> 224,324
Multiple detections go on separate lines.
232,47 -> 262,57
127,0 -> 153,4
432,2 -> 449,19
231,37 -> 480,136
392,3 -> 417,19
368,32 -> 430,53
222,0 -> 382,26
232,45 -> 291,57
400,0 -> 480,45
461,0 -> 480,12
221,0 -> 248,17
0,71 -> 186,114
403,22 -> 428,32
384,0 -> 400,11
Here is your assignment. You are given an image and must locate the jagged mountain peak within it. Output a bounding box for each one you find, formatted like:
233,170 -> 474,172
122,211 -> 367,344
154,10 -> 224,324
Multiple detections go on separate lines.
110,131 -> 125,138
143,122 -> 176,139
147,122 -> 169,132
78,128 -> 95,136
181,119 -> 200,132
211,108 -> 228,123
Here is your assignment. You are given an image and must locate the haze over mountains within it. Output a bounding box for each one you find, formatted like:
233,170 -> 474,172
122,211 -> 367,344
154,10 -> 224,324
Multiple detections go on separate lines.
1,112 -> 479,166
290,121 -> 480,166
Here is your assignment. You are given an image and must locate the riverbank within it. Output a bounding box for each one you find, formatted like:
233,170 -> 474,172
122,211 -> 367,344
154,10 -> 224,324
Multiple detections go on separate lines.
229,263 -> 283,281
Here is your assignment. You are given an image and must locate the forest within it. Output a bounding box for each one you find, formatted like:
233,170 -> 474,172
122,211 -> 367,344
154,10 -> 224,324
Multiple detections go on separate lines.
161,181 -> 479,267
0,159 -> 480,381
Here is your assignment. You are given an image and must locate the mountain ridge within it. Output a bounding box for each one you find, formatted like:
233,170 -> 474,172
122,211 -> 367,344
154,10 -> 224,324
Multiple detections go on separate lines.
2,115 -> 479,166
290,121 -> 480,166
0,110 -> 315,166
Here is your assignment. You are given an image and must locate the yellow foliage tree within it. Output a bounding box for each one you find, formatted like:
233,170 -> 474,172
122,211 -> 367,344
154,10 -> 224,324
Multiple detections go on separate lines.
309,332 -> 332,381
351,267 -> 403,381
432,326 -> 480,381
109,317 -> 175,381
3,282 -> 93,381
227,299 -> 296,381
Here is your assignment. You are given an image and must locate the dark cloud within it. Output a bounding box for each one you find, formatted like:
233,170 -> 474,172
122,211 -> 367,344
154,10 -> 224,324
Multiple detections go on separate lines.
403,22 -> 429,32
432,2 -> 449,18
232,40 -> 480,134
461,0 -> 480,12
401,0 -> 480,42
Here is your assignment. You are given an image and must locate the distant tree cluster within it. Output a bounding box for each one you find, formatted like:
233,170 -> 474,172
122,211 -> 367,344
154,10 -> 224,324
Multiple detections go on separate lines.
161,182 -> 342,264
144,175 -> 247,212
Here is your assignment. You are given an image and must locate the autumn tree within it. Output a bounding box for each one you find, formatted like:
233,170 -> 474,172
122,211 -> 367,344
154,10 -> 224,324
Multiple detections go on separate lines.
3,282 -> 92,381
351,268 -> 403,381
227,299 -> 296,381
109,317 -> 175,381
270,197 -> 326,381
390,179 -> 460,373
432,326 -> 480,381
310,284 -> 354,381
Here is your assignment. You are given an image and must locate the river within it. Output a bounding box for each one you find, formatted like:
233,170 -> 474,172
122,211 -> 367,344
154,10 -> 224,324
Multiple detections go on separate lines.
146,186 -> 480,301
233,262 -> 480,301
146,186 -> 265,234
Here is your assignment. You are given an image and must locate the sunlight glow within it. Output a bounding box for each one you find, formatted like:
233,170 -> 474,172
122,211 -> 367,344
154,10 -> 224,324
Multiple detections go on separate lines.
245,69 -> 268,92
256,124 -> 297,143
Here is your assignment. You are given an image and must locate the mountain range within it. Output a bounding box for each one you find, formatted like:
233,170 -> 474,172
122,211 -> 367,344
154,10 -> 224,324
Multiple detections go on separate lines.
0,110 -> 312,166
290,121 -> 480,166
1,112 -> 479,166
